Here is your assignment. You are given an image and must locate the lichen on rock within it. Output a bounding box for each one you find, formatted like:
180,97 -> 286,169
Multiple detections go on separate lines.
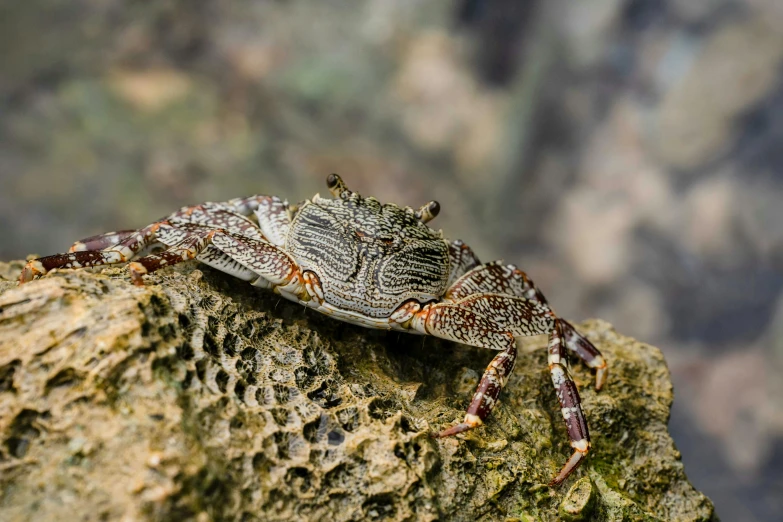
0,261 -> 715,521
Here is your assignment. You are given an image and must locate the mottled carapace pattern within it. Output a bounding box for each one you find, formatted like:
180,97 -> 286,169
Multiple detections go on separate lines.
18,174 -> 608,485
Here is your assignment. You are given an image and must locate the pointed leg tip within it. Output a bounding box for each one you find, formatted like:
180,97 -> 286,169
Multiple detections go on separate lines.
19,261 -> 44,285
432,423 -> 470,438
549,449 -> 587,487
433,415 -> 484,438
128,262 -> 148,286
595,367 -> 608,391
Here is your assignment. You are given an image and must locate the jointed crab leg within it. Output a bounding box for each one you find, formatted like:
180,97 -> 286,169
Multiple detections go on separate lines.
19,222 -> 168,283
19,197 -> 291,285
428,263 -> 602,484
250,196 -> 291,247
446,261 -> 607,389
69,230 -> 138,252
407,302 -> 519,435
128,226 -> 302,294
547,320 -> 590,485
559,319 -> 608,389
128,227 -> 222,285
445,239 -> 481,287
438,341 -> 518,438
413,297 -> 593,485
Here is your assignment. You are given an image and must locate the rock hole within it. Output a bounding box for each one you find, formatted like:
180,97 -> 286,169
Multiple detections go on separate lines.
158,323 -> 177,342
307,380 -> 342,408
270,407 -> 290,427
178,313 -> 191,329
294,366 -> 316,390
362,493 -> 397,520
45,368 -> 83,391
223,332 -> 240,356
336,407 -> 359,432
327,429 -> 344,446
176,342 -> 195,361
252,451 -> 270,473
368,398 -> 395,421
285,467 -> 313,495
215,369 -> 230,393
203,334 -> 220,357
149,294 -> 168,317
0,360 -> 21,393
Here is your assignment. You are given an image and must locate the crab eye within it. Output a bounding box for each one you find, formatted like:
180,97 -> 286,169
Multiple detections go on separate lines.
415,201 -> 440,223
326,173 -> 353,199
326,173 -> 340,189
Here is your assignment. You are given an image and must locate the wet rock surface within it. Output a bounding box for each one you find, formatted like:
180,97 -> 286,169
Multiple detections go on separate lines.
0,261 -> 714,521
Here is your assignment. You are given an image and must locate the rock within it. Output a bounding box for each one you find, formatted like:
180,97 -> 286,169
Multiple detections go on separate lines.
0,261 -> 715,521
559,477 -> 597,521
656,15 -> 783,170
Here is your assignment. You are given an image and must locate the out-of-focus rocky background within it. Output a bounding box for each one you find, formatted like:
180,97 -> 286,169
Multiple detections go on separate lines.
1,1 -> 781,520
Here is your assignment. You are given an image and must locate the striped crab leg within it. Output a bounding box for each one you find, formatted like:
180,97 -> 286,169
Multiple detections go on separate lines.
126,227 -> 304,292
547,319 -> 590,485
400,290 -> 595,485
405,301 -> 521,435
403,294 -> 554,434
19,222 -> 170,283
446,261 -> 608,389
68,230 -> 138,252
18,197 -> 289,285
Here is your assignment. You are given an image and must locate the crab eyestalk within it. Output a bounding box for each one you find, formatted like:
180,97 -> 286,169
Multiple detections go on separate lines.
326,173 -> 352,199
415,201 -> 440,223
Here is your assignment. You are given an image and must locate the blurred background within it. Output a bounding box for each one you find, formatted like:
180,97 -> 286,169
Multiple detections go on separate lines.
2,1 -> 782,519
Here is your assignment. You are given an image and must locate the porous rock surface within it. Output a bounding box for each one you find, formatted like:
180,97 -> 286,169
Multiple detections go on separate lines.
0,260 -> 715,521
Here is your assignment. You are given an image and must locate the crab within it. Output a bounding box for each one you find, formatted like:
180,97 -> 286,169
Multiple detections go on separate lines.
19,174 -> 607,485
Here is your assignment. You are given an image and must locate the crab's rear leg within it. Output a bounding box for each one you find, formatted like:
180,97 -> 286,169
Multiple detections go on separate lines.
547,319 -> 590,485
68,230 -> 137,252
19,222 -> 169,284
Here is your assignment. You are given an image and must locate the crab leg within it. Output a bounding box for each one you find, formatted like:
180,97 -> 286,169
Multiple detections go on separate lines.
446,240 -> 481,287
559,319 -> 608,390
547,320 -> 590,486
446,261 -> 607,389
410,298 -> 592,485
406,303 -> 518,434
19,222 -> 168,283
129,227 -> 303,295
167,203 -> 266,241
19,197 -> 287,284
252,196 -> 291,247
68,230 -> 137,252
451,293 -> 555,336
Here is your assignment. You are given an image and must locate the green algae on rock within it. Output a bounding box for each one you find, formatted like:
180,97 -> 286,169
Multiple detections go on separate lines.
0,261 -> 715,521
